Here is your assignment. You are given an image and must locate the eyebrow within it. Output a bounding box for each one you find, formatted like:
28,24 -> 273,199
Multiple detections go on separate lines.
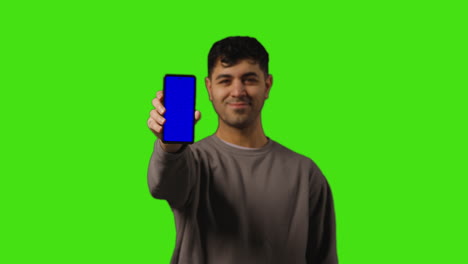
215,74 -> 232,80
215,72 -> 259,80
242,72 -> 259,78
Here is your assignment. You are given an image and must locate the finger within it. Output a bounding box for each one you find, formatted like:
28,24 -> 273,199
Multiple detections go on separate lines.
150,109 -> 166,125
148,118 -> 163,134
156,90 -> 164,100
195,110 -> 201,123
151,98 -> 166,114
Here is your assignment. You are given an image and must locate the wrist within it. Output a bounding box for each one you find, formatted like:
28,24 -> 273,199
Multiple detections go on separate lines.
159,140 -> 183,153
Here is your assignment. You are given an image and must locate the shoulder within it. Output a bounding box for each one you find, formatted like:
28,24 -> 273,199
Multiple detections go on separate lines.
270,139 -> 316,166
271,139 -> 326,184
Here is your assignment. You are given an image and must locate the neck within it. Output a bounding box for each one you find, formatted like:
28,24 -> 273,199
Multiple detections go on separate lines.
215,119 -> 268,148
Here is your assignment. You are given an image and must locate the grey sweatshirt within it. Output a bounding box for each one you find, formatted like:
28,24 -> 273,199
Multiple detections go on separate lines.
147,135 -> 338,264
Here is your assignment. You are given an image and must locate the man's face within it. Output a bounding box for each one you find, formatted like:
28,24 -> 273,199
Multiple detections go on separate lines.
205,59 -> 272,129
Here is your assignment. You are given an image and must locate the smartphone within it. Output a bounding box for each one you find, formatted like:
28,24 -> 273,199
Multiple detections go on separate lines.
162,74 -> 196,144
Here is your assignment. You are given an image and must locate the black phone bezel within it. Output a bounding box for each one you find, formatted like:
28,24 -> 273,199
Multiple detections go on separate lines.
161,74 -> 196,144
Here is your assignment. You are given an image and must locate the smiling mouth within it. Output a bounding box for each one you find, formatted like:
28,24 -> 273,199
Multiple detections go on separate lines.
227,102 -> 249,108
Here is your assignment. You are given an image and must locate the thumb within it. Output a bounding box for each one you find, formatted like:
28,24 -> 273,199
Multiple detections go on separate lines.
195,110 -> 201,124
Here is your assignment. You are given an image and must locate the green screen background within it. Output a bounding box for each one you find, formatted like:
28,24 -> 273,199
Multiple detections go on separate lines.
1,1 -> 466,263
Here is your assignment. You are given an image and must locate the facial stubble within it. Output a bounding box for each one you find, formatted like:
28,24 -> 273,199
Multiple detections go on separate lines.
218,101 -> 264,129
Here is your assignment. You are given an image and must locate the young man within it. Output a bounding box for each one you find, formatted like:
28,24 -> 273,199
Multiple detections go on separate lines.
147,36 -> 338,264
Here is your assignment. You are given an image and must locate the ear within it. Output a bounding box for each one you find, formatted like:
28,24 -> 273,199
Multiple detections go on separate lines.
264,74 -> 273,99
205,77 -> 213,101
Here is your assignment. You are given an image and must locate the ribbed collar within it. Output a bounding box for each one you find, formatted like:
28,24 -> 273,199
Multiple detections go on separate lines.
209,134 -> 275,156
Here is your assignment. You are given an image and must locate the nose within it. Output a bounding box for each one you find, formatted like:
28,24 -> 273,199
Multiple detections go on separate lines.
230,79 -> 246,97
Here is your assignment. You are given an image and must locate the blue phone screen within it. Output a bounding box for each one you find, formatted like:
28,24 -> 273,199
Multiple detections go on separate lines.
163,75 -> 196,143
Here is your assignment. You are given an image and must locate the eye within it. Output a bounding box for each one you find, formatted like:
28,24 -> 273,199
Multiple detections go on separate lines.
244,78 -> 258,84
219,79 -> 230,84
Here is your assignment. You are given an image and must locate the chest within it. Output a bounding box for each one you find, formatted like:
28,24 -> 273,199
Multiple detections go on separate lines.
200,155 -> 308,221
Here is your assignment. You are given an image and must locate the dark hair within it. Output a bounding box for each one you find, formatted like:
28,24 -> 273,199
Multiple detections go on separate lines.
207,36 -> 269,78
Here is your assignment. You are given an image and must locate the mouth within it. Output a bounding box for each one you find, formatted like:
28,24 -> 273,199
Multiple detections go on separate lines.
227,102 -> 250,109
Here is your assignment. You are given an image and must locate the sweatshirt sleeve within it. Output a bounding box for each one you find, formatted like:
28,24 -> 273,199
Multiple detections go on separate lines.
306,162 -> 339,264
147,139 -> 197,209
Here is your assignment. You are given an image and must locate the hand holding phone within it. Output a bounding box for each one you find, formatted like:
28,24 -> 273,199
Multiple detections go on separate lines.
147,75 -> 201,152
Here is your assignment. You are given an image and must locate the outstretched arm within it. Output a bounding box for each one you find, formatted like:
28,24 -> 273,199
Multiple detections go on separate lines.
146,90 -> 201,209
147,139 -> 196,209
